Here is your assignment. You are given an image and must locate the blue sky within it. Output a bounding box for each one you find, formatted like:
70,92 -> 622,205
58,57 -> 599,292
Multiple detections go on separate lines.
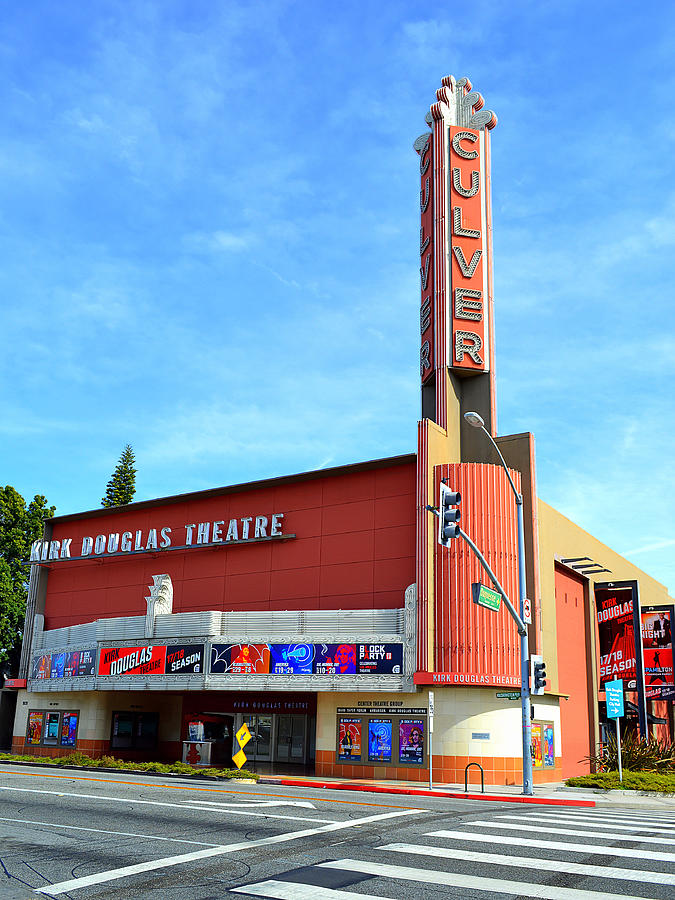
1,1 -> 673,594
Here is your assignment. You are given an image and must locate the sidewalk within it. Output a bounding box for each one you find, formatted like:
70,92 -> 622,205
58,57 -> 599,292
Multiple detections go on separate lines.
259,772 -> 675,810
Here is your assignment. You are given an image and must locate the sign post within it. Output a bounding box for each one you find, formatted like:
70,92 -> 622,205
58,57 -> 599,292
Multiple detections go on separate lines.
605,678 -> 624,783
428,691 -> 435,790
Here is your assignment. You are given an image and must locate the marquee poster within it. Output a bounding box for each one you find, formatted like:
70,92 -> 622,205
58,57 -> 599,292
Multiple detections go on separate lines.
641,606 -> 675,700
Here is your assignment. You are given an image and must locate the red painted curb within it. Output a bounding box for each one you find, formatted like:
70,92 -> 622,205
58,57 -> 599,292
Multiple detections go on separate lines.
261,777 -> 595,807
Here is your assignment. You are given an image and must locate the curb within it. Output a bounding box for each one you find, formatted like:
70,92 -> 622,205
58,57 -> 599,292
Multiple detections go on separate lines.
0,759 -> 257,783
258,776 -> 596,807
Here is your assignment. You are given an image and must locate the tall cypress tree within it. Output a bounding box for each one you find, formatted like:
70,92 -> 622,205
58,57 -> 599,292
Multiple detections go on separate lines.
102,445 -> 137,508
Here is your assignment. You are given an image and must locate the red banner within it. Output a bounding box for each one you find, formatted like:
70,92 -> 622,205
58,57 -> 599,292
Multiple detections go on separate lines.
641,606 -> 675,700
99,646 -> 167,677
596,586 -> 637,686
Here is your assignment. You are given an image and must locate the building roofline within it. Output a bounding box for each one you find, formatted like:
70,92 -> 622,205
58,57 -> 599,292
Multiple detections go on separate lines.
50,453 -> 417,524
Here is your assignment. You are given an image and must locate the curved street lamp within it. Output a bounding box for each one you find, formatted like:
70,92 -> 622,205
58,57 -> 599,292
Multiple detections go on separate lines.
464,411 -> 534,796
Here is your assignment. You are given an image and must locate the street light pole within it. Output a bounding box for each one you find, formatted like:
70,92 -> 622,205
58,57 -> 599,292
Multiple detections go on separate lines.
464,411 -> 533,796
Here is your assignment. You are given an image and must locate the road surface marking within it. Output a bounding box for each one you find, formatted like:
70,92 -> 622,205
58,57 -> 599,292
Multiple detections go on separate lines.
179,799 -> 317,809
381,841 -> 675,886
472,819 -> 675,845
319,859 -> 648,900
497,812 -> 675,835
1,769 -> 402,808
0,816 -> 218,847
514,811 -> 675,831
0,786 -> 335,823
427,829 -> 675,863
34,808 -> 421,895
231,881 -> 381,899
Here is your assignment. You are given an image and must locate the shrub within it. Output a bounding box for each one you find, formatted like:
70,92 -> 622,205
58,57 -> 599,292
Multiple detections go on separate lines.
567,770 -> 675,793
586,732 -> 675,773
0,752 -> 258,780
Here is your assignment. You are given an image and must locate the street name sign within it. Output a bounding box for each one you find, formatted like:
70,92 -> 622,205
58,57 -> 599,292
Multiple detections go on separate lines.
472,582 -> 502,612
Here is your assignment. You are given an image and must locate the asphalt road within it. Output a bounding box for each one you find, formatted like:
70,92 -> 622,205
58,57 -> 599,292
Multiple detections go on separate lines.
0,764 -> 673,899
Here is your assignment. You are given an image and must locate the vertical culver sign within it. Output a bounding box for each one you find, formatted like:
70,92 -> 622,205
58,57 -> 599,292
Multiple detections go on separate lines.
450,125 -> 488,370
418,132 -> 434,383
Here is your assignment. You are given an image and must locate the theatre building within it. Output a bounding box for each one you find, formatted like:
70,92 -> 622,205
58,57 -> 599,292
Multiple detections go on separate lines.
6,76 -> 674,786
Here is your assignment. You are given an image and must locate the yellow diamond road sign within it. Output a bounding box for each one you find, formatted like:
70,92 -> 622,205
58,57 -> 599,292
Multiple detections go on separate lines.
232,722 -> 252,769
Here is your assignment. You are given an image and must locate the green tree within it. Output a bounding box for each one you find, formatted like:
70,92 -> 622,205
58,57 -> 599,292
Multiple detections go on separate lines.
0,486 -> 55,673
101,444 -> 137,508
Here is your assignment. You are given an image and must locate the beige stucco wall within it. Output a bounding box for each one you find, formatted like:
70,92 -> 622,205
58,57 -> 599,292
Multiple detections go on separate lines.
317,686 -> 561,760
537,498 -> 674,695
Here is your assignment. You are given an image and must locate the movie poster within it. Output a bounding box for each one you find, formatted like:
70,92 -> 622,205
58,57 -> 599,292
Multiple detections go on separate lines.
64,651 -> 80,677
44,712 -> 60,745
595,585 -> 639,686
77,649 -> 96,676
314,644 -> 357,675
531,723 -> 543,768
50,652 -> 66,680
27,712 -> 43,745
399,719 -> 424,765
368,720 -> 392,762
210,643 -> 270,674
543,725 -> 555,767
641,606 -> 675,700
31,654 -> 51,680
60,713 -> 78,747
338,718 -> 361,761
270,644 -> 315,674
357,644 -> 403,674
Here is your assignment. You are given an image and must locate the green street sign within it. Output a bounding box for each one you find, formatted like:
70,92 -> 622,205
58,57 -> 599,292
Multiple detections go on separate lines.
496,691 -> 520,700
472,582 -> 502,612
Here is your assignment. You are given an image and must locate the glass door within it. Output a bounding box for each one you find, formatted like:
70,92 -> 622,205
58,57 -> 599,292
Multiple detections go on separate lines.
243,714 -> 272,762
276,715 -> 306,762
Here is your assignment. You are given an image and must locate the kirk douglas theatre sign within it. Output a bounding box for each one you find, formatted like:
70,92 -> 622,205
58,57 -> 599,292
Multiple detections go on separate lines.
30,512 -> 289,562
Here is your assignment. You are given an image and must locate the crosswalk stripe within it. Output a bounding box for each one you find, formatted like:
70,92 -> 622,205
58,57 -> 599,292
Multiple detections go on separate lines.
319,859 -> 649,900
495,813 -> 675,836
548,810 -> 675,822
471,819 -> 675,845
380,841 -> 675,886
230,880 -> 382,899
516,811 -> 675,828
427,829 -> 675,863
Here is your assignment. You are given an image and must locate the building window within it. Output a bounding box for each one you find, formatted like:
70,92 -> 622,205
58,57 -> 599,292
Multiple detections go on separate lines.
111,712 -> 158,750
25,710 -> 79,748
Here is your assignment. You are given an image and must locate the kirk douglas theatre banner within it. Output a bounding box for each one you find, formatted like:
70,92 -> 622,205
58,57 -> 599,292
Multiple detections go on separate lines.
595,580 -> 649,733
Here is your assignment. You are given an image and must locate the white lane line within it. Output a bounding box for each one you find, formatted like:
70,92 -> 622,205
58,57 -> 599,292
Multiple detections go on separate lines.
0,786 -> 336,825
0,817 -> 218,847
497,812 -> 675,835
179,800 -> 317,809
34,808 -> 421,896
320,858 -> 649,900
427,829 -> 675,863
231,880 -> 382,899
472,819 -> 675,845
182,806 -> 336,824
381,841 -> 675,886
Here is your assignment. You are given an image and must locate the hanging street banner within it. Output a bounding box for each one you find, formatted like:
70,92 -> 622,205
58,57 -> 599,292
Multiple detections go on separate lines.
472,582 -> 502,612
641,605 -> 675,701
595,580 -> 648,737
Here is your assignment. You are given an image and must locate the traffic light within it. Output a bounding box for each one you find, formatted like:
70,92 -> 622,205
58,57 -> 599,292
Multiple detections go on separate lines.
438,482 -> 461,546
531,654 -> 546,695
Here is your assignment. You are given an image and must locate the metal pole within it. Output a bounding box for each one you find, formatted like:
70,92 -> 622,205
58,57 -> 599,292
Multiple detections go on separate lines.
616,717 -> 623,783
516,498 -> 534,796
478,423 -> 533,796
429,727 -> 433,790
